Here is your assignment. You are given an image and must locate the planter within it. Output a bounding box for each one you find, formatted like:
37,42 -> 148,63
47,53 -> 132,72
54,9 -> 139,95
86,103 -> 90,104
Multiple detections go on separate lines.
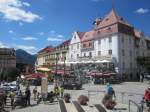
64,93 -> 70,103
78,95 -> 89,105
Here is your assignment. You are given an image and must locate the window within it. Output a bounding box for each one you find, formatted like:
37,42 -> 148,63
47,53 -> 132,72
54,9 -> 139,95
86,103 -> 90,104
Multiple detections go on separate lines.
122,49 -> 125,56
89,52 -> 92,57
84,53 -> 86,57
83,44 -> 86,47
109,37 -> 112,43
89,42 -> 92,47
98,51 -> 101,56
122,36 -> 124,43
71,54 -> 73,59
98,40 -> 101,45
130,62 -> 132,69
122,62 -> 125,70
77,43 -> 79,49
129,50 -> 132,56
129,37 -> 131,44
77,54 -> 79,58
71,45 -> 73,50
108,49 -> 112,55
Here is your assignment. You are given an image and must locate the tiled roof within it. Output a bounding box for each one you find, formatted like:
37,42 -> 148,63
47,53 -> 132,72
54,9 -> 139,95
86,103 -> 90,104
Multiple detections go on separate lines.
57,39 -> 70,47
38,46 -> 54,53
76,31 -> 85,39
80,9 -> 135,42
95,9 -> 131,29
81,30 -> 95,42
134,29 -> 144,38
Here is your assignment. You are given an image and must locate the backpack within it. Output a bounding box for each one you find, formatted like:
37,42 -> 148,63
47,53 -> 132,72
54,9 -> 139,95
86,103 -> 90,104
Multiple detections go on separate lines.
107,87 -> 114,95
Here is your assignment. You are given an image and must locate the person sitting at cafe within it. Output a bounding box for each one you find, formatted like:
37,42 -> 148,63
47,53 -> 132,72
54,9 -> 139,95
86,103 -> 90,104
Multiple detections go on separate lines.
144,87 -> 150,107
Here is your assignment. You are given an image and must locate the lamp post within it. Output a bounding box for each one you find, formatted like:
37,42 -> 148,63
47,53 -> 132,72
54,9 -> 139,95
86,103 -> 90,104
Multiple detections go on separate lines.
63,56 -> 66,81
55,54 -> 58,85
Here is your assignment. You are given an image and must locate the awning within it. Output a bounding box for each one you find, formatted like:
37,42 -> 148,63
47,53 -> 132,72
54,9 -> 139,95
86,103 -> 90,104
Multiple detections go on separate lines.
51,70 -> 69,75
25,73 -> 46,80
95,60 -> 111,63
36,67 -> 51,72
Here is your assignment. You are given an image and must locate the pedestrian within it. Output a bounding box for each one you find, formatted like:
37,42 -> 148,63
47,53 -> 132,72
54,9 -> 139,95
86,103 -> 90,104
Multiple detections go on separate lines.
54,85 -> 59,100
140,73 -> 144,82
59,86 -> 64,98
33,86 -> 37,101
144,87 -> 150,107
106,83 -> 115,100
25,87 -> 31,106
9,90 -> 16,107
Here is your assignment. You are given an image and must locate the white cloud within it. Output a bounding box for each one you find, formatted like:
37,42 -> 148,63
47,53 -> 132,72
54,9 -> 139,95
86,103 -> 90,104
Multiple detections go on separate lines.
22,37 -> 37,40
8,30 -> 14,33
0,0 -> 41,23
38,32 -> 44,36
47,31 -> 64,42
22,2 -> 30,7
14,44 -> 37,54
135,8 -> 149,14
0,41 -> 9,48
47,37 -> 63,42
57,35 -> 64,38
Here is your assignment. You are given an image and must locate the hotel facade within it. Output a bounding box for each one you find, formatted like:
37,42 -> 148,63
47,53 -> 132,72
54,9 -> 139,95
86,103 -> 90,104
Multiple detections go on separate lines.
36,9 -> 150,79
68,9 -> 150,78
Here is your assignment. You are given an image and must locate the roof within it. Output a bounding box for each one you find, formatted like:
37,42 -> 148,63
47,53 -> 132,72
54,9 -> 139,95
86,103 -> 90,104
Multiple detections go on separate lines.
56,39 -> 70,48
134,29 -> 144,38
81,9 -> 135,42
76,31 -> 85,39
38,46 -> 54,53
81,30 -> 95,42
96,9 -> 131,29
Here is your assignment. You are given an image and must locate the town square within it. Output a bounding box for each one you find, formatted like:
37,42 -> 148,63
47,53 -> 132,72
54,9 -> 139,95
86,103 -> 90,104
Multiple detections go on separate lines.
0,0 -> 150,112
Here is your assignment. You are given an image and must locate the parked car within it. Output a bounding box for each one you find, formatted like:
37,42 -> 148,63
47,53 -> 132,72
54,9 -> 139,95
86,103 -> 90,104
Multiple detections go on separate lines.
144,73 -> 150,80
2,84 -> 11,92
61,81 -> 82,90
9,84 -> 17,91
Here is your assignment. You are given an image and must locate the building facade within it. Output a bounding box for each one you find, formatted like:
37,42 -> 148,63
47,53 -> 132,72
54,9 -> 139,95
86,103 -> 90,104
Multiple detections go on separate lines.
35,40 -> 70,72
0,48 -> 16,68
68,9 -> 150,78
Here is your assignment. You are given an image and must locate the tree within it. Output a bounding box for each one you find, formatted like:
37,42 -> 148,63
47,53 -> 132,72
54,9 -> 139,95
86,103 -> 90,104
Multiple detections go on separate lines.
2,68 -> 21,82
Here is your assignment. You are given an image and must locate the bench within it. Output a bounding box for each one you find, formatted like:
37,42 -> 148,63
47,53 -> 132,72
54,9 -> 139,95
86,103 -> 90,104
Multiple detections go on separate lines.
72,101 -> 85,112
59,100 -> 67,112
94,104 -> 107,112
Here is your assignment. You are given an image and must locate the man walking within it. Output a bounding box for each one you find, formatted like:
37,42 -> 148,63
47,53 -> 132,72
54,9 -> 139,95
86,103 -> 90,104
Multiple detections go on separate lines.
25,87 -> 31,106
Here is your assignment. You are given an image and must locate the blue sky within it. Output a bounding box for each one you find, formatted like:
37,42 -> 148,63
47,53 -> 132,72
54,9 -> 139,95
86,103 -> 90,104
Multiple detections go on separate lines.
0,0 -> 150,54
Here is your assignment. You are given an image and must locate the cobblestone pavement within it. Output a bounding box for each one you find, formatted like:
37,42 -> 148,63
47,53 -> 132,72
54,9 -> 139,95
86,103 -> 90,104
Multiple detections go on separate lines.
9,81 -> 148,112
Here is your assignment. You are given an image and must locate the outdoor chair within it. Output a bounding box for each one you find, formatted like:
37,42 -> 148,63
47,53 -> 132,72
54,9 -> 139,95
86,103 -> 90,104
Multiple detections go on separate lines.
59,99 -> 67,112
94,104 -> 107,112
72,101 -> 85,112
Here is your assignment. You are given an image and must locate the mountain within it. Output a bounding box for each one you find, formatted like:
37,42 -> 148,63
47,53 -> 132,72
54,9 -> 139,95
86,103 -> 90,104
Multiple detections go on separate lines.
16,49 -> 36,65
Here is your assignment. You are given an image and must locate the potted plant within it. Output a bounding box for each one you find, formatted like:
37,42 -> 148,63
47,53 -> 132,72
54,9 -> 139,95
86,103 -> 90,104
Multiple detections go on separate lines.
78,95 -> 89,105
104,100 -> 116,110
63,93 -> 71,103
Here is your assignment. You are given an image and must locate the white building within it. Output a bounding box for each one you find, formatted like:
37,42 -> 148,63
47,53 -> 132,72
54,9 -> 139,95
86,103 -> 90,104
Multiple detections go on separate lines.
68,9 -> 150,79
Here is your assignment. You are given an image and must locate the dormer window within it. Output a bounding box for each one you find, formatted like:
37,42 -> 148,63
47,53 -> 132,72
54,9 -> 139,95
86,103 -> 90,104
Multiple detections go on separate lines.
106,18 -> 109,21
107,27 -> 111,30
97,30 -> 100,34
